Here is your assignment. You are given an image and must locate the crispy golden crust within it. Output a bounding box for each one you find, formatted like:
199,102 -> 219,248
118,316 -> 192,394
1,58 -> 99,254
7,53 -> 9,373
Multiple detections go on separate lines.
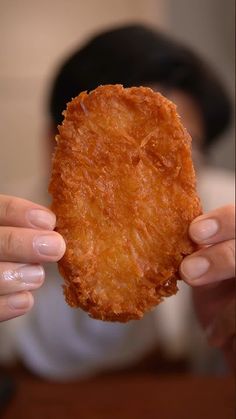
49,84 -> 202,322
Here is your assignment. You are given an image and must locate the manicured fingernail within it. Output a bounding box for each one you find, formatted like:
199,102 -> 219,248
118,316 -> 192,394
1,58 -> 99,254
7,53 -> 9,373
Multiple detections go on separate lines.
34,234 -> 65,257
190,218 -> 219,242
2,265 -> 44,285
27,209 -> 56,230
17,265 -> 44,284
181,256 -> 210,280
8,293 -> 31,310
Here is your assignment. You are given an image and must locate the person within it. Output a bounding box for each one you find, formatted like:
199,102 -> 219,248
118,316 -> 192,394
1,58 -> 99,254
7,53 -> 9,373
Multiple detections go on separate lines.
0,25 -> 234,378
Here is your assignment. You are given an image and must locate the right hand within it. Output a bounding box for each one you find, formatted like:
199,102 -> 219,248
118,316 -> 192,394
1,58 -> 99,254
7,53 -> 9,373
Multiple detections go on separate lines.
0,195 -> 66,322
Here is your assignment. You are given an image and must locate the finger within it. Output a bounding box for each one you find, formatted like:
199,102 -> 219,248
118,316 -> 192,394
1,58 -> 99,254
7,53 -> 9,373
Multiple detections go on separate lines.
0,194 -> 56,230
189,204 -> 235,245
0,227 -> 66,263
180,239 -> 235,285
0,263 -> 45,295
205,300 -> 236,348
0,291 -> 34,322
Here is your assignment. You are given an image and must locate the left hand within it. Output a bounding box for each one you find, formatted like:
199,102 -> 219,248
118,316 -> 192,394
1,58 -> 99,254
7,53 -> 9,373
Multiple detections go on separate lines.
180,205 -> 235,369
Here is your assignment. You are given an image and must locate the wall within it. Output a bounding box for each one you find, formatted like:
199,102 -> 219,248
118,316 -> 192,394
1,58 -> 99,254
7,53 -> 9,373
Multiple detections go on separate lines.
0,0 -> 234,195
0,0 -> 167,192
166,0 -> 235,170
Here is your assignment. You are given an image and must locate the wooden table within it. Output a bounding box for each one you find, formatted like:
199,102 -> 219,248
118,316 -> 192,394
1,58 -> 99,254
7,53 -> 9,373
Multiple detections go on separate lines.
1,369 -> 235,419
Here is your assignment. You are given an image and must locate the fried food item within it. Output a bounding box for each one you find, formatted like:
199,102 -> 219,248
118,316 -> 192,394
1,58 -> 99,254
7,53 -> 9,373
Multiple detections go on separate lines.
49,84 -> 201,322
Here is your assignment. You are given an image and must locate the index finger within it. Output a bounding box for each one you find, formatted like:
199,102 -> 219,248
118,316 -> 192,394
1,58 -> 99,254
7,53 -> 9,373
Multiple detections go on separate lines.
189,204 -> 235,245
0,195 -> 56,230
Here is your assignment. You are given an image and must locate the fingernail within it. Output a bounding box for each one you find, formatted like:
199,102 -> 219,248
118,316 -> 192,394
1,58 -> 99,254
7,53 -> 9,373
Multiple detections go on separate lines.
181,256 -> 210,280
27,209 -> 56,230
2,265 -> 44,285
34,234 -> 65,257
17,265 -> 44,284
190,218 -> 219,242
8,293 -> 31,310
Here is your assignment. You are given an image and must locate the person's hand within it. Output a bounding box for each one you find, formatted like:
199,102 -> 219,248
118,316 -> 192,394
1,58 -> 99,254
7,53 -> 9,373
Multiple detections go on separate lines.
180,205 -> 235,369
0,195 -> 65,322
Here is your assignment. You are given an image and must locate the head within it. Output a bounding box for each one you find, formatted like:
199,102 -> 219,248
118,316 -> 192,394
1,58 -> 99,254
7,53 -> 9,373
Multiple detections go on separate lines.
48,24 -> 231,162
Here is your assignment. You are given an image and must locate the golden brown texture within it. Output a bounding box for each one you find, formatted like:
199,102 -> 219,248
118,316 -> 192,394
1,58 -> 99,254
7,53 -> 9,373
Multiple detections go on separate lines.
49,84 -> 201,322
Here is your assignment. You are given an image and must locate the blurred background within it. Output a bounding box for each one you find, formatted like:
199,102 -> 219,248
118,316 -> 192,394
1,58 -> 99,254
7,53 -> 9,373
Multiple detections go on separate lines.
0,2 -> 235,416
0,0 -> 235,191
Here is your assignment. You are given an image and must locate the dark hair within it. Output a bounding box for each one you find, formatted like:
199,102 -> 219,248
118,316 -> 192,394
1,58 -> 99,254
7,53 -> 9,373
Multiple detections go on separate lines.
49,24 -> 231,148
